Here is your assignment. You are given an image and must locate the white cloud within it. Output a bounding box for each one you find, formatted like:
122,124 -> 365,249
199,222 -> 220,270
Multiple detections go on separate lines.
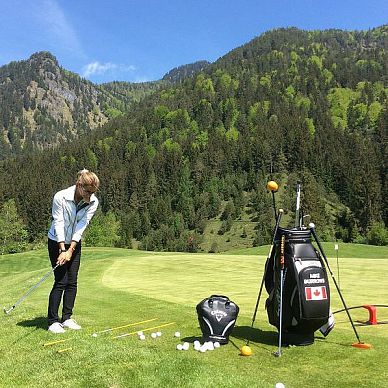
82,61 -> 136,78
36,0 -> 85,57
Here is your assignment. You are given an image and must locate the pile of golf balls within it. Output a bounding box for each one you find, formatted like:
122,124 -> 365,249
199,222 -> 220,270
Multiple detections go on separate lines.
176,342 -> 190,351
176,340 -> 221,352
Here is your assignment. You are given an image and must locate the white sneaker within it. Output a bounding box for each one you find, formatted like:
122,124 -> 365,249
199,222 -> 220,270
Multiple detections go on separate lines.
62,318 -> 81,330
48,322 -> 66,334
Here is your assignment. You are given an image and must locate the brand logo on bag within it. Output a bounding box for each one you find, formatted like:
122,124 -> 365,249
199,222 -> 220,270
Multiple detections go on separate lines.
211,310 -> 227,322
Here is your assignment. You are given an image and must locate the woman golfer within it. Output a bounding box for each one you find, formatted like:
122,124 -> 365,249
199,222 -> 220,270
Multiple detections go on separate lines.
47,169 -> 99,334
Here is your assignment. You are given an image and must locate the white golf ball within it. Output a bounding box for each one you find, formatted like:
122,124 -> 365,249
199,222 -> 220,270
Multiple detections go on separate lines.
151,332 -> 157,339
176,344 -> 183,350
139,334 -> 146,340
137,331 -> 143,336
174,331 -> 181,338
275,383 -> 285,388
199,346 -> 207,353
213,341 -> 220,348
156,331 -> 162,337
92,333 -> 97,337
207,342 -> 214,351
182,342 -> 189,351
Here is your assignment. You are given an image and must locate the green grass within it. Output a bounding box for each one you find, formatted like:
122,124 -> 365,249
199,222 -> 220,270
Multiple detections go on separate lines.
1,245 -> 387,387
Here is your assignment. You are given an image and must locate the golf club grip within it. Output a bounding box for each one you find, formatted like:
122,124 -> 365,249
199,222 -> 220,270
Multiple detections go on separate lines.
267,210 -> 283,258
280,235 -> 285,269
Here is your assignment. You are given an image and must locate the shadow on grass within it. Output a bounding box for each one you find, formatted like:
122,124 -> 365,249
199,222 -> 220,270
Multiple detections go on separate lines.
232,325 -> 278,346
17,316 -> 47,330
182,325 -> 279,354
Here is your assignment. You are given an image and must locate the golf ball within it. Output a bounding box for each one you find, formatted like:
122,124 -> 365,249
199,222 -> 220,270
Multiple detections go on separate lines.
199,346 -> 207,353
137,331 -> 143,336
139,334 -> 146,340
275,383 -> 285,388
176,344 -> 183,351
156,331 -> 162,337
182,342 -> 189,351
174,331 -> 181,338
207,342 -> 214,351
92,333 -> 97,337
151,332 -> 157,339
214,341 -> 220,348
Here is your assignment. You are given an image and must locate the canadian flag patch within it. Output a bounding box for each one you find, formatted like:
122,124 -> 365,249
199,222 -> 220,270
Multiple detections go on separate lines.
305,286 -> 327,301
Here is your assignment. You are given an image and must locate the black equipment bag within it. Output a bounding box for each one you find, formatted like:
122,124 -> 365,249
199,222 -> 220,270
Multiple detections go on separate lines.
196,295 -> 239,344
265,227 -> 330,344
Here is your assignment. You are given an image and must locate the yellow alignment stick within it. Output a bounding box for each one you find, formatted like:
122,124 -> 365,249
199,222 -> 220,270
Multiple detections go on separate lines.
57,347 -> 72,353
43,338 -> 71,347
94,317 -> 158,334
113,322 -> 176,339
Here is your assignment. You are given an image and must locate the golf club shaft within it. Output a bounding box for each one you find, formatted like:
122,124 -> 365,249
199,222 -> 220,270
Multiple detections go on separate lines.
310,226 -> 362,344
4,264 -> 59,314
277,235 -> 286,356
248,209 -> 283,345
271,191 -> 277,220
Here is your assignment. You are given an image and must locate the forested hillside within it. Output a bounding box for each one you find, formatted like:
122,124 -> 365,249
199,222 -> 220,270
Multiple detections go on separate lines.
0,53 -> 167,158
0,26 -> 386,253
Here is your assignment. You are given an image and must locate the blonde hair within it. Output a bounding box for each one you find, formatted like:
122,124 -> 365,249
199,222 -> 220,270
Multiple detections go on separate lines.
76,169 -> 100,190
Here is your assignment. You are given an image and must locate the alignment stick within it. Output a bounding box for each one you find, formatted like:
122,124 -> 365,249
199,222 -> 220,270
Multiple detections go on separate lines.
113,322 -> 176,339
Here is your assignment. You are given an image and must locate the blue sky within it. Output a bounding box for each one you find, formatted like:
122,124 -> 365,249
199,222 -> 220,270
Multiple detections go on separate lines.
1,0 -> 386,84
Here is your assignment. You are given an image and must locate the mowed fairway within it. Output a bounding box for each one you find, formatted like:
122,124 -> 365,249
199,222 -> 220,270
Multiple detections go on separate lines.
1,244 -> 387,388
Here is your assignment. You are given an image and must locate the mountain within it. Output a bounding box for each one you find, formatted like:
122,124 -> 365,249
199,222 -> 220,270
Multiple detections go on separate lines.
0,52 -> 207,159
162,61 -> 210,83
0,26 -> 386,252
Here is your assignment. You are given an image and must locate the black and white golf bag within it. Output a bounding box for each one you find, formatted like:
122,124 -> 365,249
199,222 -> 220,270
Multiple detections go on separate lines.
196,295 -> 239,344
265,227 -> 334,345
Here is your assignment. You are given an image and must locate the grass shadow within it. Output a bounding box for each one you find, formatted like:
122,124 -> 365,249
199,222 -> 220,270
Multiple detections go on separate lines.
16,316 -> 47,330
181,335 -> 202,342
232,325 -> 278,346
183,325 -> 279,347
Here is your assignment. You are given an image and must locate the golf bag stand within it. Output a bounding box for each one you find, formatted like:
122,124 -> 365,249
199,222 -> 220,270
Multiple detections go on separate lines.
265,227 -> 332,346
196,295 -> 239,344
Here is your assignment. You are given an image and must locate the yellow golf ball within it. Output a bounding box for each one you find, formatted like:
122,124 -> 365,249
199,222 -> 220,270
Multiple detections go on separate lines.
240,345 -> 253,356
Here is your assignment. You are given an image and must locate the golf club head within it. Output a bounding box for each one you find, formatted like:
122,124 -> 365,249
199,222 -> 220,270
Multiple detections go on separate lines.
3,306 -> 13,314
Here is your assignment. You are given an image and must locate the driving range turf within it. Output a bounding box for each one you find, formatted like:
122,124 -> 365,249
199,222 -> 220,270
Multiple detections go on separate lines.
1,244 -> 387,387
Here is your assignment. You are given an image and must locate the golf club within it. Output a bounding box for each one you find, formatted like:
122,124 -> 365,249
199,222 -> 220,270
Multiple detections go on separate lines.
273,234 -> 285,357
247,208 -> 283,346
3,264 -> 59,314
309,223 -> 372,349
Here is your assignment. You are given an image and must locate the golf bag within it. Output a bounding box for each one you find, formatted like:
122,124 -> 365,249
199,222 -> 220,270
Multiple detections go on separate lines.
196,295 -> 239,344
265,227 -> 332,345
